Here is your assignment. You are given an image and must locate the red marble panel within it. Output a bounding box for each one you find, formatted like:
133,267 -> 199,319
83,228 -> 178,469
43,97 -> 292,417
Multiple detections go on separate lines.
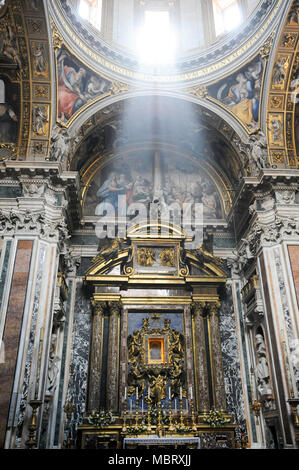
288,245 -> 299,306
0,240 -> 33,448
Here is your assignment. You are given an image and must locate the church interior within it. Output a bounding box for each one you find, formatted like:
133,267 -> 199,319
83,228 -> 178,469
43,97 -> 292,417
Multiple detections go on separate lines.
1,0 -> 299,450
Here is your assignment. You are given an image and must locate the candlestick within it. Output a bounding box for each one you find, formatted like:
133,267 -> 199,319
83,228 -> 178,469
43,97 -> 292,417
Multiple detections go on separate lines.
135,397 -> 139,426
179,397 -> 184,426
157,399 -> 163,437
146,397 -> 152,433
168,392 -> 175,432
122,398 -> 127,433
191,399 -> 197,432
25,399 -> 43,449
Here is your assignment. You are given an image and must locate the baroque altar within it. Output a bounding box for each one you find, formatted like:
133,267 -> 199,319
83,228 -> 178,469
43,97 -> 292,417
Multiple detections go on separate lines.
77,223 -> 237,449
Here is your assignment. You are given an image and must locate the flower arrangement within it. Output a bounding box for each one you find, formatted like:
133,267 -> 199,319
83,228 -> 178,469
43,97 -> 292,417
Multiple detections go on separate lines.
126,424 -> 147,435
87,410 -> 115,427
203,409 -> 230,427
174,423 -> 192,434
150,406 -> 169,425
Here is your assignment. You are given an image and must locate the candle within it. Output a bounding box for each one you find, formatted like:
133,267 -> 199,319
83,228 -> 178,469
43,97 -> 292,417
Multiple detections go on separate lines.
169,386 -> 171,401
136,387 -> 138,401
190,387 -> 193,401
124,387 -> 127,400
180,387 -> 182,400
148,385 -> 150,399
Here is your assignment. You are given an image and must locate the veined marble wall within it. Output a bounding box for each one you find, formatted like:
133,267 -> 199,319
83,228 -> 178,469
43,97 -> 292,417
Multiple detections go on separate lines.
219,284 -> 246,435
66,280 -> 92,441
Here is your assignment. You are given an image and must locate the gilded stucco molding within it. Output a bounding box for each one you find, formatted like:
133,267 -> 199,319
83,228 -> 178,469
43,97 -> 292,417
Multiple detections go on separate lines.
266,0 -> 299,168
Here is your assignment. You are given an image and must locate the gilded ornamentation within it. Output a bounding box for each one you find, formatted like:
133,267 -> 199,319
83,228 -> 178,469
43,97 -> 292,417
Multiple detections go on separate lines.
51,20 -> 63,51
127,317 -> 185,403
92,238 -> 127,265
259,31 -> 275,60
268,114 -> 284,146
187,85 -> 208,99
137,247 -> 156,267
33,84 -> 49,99
159,248 -> 175,267
110,81 -> 130,95
271,150 -> 284,164
270,95 -> 283,110
281,33 -> 297,49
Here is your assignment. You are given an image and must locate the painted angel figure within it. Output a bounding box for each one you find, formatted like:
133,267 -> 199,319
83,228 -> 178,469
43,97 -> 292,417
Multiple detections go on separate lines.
86,75 -> 109,98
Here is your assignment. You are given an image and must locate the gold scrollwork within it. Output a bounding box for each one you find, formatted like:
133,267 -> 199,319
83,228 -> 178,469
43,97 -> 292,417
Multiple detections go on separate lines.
159,248 -> 175,267
51,20 -> 63,51
127,317 -> 185,403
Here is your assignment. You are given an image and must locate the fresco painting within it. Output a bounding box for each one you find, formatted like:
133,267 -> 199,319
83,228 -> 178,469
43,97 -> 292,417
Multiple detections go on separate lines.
57,48 -> 111,124
208,56 -> 264,130
83,150 -> 223,220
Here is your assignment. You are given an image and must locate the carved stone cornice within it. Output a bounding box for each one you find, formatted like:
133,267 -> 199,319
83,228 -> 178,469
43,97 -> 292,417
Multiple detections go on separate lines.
0,162 -> 81,230
239,216 -> 299,260
0,208 -> 70,245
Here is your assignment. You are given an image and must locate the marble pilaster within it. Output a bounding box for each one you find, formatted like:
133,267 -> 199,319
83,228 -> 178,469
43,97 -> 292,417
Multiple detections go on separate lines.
191,302 -> 210,411
208,301 -> 227,411
88,300 -> 105,412
106,301 -> 121,412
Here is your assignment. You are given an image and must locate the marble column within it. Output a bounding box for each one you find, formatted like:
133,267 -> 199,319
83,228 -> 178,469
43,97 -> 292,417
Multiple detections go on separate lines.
208,301 -> 227,411
191,302 -> 210,411
106,301 -> 121,412
88,300 -> 106,412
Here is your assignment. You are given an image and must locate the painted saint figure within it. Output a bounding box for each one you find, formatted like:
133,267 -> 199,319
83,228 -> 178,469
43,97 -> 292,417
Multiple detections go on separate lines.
57,52 -> 87,122
32,43 -> 48,77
